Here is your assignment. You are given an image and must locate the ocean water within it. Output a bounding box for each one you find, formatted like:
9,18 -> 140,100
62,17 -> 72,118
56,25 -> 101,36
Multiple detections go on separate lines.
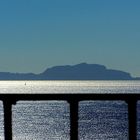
0,80 -> 140,139
0,80 -> 140,93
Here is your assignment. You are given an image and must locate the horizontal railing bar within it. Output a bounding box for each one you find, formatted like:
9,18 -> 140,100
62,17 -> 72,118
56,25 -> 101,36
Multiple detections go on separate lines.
0,94 -> 140,102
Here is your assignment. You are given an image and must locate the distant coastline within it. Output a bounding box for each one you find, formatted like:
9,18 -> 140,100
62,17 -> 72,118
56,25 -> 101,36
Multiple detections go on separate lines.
0,63 -> 139,80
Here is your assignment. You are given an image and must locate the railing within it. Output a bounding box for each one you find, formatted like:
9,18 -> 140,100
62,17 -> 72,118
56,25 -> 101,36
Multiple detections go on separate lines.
0,93 -> 139,140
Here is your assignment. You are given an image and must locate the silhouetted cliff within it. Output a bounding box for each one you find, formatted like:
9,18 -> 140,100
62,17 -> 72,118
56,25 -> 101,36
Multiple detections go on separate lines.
0,63 -> 139,80
39,63 -> 133,80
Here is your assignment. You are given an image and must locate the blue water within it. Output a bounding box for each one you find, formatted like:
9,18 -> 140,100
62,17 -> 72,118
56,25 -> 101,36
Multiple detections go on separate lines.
0,80 -> 140,139
79,101 -> 128,140
12,101 -> 70,140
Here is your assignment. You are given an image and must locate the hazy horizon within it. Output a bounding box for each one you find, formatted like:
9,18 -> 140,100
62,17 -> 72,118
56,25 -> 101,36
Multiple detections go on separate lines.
0,0 -> 140,77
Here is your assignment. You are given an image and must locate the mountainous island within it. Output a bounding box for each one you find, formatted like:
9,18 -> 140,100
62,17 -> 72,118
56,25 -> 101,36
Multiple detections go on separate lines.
0,63 -> 139,80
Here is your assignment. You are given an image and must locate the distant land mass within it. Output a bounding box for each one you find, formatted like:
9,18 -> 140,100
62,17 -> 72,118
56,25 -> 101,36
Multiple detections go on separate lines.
0,63 -> 139,80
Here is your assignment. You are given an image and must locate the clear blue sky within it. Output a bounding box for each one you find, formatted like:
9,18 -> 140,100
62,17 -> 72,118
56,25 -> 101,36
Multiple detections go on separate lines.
0,0 -> 140,77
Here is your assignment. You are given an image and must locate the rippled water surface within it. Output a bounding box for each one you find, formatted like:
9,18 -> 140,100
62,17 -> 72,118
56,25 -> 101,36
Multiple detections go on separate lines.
0,80 -> 140,139
0,80 -> 140,93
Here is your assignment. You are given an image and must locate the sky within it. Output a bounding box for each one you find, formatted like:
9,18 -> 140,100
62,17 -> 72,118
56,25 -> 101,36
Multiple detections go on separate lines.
0,0 -> 140,77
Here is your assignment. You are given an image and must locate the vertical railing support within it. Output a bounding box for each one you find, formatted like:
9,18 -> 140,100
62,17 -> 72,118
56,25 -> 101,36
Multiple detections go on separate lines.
127,99 -> 137,140
69,100 -> 79,140
3,100 -> 15,140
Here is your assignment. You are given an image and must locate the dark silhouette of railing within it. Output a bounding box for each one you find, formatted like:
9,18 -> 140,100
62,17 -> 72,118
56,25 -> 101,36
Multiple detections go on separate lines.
0,94 -> 139,140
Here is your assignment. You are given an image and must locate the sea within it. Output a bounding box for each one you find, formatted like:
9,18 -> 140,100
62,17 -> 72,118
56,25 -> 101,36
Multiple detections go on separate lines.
0,80 -> 140,140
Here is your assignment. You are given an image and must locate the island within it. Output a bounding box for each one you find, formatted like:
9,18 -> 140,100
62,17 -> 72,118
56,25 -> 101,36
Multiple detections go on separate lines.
0,63 -> 139,80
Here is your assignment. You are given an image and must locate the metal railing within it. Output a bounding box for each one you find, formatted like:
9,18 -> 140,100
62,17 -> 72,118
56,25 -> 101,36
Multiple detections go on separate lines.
0,93 -> 139,140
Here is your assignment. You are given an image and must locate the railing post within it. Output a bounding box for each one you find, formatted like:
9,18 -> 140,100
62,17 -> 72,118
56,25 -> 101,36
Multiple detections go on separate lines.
3,100 -> 13,140
69,99 -> 79,140
127,99 -> 137,140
